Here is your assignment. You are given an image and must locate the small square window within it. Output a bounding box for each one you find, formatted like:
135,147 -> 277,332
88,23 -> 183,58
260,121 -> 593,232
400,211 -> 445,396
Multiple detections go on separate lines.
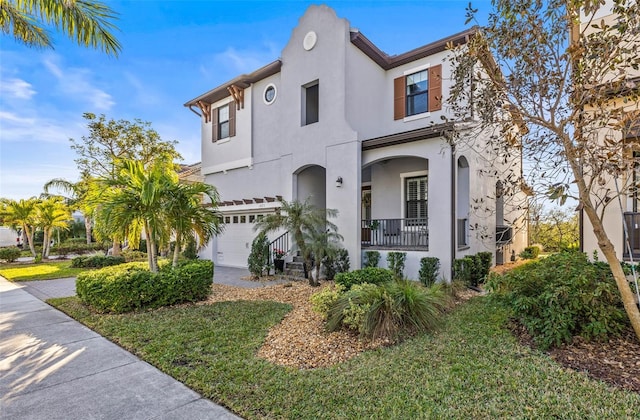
224,216 -> 231,224
240,215 -> 246,223
249,215 -> 256,223
257,214 -> 264,221
233,215 -> 238,224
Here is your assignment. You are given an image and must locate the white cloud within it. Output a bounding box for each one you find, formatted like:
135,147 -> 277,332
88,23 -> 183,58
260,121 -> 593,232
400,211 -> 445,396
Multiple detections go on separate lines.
0,78 -> 36,99
0,110 -> 78,144
43,56 -> 115,111
213,42 -> 280,75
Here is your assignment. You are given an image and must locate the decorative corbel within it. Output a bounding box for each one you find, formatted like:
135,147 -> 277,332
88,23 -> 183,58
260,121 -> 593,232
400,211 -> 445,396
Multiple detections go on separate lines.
227,84 -> 244,110
196,101 -> 212,123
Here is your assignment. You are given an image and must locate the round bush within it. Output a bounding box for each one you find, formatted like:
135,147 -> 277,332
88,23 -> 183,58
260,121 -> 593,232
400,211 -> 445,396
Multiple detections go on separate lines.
76,260 -> 214,313
0,246 -> 22,262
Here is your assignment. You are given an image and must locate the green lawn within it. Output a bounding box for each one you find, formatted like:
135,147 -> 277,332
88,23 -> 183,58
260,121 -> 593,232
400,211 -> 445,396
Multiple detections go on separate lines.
48,296 -> 640,419
0,260 -> 86,281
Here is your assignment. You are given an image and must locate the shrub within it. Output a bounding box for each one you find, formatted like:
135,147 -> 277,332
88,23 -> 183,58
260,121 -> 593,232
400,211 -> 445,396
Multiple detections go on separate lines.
0,246 -> 22,262
76,260 -> 213,313
248,233 -> 270,278
386,252 -> 406,279
334,267 -> 394,290
486,251 -> 628,350
182,237 -> 199,260
71,255 -> 125,268
418,257 -> 440,287
310,283 -> 345,318
121,250 -> 147,262
519,245 -> 540,260
476,251 -> 493,281
322,248 -> 350,280
326,280 -> 449,341
51,242 -> 108,256
363,250 -> 380,268
453,256 -> 477,287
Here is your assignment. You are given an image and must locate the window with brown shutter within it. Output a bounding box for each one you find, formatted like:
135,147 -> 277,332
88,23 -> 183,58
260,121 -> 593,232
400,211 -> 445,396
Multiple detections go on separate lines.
394,64 -> 443,120
212,103 -> 236,142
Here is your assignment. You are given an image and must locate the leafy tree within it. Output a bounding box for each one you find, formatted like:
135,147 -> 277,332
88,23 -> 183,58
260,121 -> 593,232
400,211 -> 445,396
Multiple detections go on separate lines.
0,0 -> 121,55
0,197 -> 38,256
164,181 -> 222,267
253,198 -> 339,287
43,172 -> 95,244
530,206 -> 579,252
71,113 -> 181,255
448,0 -> 640,339
35,197 -> 72,258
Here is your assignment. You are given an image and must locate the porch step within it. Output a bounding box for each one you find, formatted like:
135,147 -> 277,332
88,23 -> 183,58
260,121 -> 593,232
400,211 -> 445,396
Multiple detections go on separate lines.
292,255 -> 305,263
287,261 -> 305,270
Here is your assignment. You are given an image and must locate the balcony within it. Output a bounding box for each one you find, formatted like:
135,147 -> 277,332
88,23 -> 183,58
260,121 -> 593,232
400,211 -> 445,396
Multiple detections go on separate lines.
361,218 -> 428,250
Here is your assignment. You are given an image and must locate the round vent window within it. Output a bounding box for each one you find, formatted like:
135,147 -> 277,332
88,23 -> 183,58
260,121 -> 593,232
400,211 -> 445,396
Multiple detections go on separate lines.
263,84 -> 277,105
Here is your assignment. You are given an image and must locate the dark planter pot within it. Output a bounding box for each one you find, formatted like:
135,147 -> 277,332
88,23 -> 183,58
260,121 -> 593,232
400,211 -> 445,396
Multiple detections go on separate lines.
274,259 -> 285,273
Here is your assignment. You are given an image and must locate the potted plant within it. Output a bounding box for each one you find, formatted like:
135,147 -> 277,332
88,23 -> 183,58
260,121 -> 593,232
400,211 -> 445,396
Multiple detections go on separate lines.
273,248 -> 286,273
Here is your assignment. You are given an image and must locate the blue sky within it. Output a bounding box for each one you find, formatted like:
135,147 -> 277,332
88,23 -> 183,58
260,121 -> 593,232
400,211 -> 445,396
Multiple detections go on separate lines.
0,0 -> 491,200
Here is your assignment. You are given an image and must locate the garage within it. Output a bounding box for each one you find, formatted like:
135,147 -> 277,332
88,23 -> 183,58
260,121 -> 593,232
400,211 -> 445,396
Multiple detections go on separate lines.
215,212 -> 270,268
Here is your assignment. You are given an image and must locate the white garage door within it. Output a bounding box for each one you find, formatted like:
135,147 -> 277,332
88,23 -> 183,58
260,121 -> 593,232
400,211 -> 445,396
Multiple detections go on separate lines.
216,213 -> 264,268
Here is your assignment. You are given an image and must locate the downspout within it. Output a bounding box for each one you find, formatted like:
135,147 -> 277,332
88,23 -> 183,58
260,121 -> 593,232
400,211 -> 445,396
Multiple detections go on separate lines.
450,141 -> 456,281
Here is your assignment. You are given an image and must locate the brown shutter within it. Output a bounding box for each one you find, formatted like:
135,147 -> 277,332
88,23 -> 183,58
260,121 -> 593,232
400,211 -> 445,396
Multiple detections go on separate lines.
212,106 -> 219,142
428,64 -> 442,112
228,102 -> 236,137
393,76 -> 405,120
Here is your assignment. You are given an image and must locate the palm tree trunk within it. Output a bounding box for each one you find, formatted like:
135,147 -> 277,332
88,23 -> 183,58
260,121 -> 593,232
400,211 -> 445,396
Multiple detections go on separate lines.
111,239 -> 121,256
145,223 -> 158,273
42,229 -> 49,259
23,224 -> 36,257
172,231 -> 181,268
85,216 -> 92,244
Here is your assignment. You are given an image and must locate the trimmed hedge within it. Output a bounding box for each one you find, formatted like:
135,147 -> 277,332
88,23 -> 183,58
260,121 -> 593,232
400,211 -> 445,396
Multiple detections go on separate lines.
51,242 -> 108,257
0,246 -> 22,262
334,267 -> 394,290
71,255 -> 125,268
76,260 -> 214,313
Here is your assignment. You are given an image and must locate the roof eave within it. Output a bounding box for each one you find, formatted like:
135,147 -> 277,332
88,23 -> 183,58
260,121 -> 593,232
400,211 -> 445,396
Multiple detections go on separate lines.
184,60 -> 282,107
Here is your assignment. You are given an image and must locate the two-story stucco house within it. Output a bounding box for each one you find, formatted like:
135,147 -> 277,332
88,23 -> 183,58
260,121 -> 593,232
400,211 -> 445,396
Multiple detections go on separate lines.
576,1 -> 640,262
184,5 -> 528,280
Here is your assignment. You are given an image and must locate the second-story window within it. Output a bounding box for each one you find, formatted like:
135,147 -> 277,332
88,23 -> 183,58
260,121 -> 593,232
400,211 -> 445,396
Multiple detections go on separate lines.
406,70 -> 428,116
302,81 -> 319,125
218,105 -> 230,139
212,102 -> 236,142
394,64 -> 442,120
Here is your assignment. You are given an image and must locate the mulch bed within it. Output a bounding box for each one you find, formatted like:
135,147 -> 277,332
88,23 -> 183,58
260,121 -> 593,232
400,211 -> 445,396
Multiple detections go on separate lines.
204,275 -> 640,395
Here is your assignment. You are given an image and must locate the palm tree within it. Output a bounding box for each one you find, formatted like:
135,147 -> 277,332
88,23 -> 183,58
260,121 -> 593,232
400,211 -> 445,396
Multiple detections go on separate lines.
0,197 -> 38,256
253,198 -> 339,287
1,0 -> 121,56
91,156 -> 174,272
304,223 -> 343,283
43,172 -> 95,244
165,182 -> 222,267
35,197 -> 72,258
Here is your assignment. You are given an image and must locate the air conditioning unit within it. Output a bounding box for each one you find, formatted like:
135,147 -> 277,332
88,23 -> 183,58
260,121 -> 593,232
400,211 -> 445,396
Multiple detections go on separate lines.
496,225 -> 513,244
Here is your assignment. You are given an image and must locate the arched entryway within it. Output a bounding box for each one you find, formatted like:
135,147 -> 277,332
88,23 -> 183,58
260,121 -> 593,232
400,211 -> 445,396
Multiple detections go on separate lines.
294,165 -> 326,209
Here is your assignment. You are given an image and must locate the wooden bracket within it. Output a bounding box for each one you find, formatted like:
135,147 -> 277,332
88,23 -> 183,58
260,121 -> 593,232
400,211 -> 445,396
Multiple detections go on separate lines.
196,101 -> 212,123
227,85 -> 244,110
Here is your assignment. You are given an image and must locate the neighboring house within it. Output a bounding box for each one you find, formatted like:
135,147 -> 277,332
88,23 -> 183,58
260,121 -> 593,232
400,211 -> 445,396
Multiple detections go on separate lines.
177,162 -> 204,184
184,5 -> 528,279
577,1 -> 640,261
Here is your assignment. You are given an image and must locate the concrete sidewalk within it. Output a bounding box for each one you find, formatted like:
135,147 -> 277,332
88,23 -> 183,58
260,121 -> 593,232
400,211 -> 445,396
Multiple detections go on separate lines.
0,276 -> 241,419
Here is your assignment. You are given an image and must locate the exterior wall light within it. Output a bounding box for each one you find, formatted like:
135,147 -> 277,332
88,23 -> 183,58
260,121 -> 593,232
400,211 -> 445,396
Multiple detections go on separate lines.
336,176 -> 343,187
